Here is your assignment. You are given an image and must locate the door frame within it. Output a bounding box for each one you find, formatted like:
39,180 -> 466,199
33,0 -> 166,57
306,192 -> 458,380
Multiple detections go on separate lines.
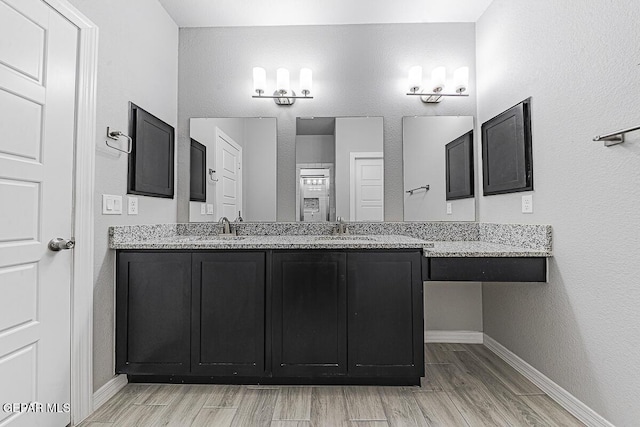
215,126 -> 243,220
349,152 -> 384,221
41,0 -> 98,424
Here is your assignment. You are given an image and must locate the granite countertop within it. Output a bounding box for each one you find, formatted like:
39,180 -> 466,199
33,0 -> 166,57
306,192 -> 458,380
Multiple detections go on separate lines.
424,241 -> 552,258
109,222 -> 553,258
110,234 -> 434,251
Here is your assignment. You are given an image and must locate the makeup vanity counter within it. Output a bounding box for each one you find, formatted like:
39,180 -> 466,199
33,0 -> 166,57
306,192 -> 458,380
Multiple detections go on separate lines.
109,222 -> 551,385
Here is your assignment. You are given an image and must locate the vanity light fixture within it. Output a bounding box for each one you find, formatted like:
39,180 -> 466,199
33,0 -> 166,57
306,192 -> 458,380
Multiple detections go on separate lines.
406,66 -> 470,103
252,67 -> 314,105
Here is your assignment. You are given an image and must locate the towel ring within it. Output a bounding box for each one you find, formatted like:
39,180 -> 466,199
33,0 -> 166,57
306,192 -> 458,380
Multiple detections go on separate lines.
106,127 -> 132,154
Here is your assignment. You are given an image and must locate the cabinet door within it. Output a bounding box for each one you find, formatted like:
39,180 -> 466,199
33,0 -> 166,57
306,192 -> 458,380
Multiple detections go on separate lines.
347,251 -> 424,378
192,252 -> 265,376
272,252 -> 347,377
116,252 -> 191,374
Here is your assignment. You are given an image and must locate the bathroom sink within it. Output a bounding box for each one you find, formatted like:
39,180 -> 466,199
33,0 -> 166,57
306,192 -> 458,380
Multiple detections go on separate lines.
173,235 -> 247,242
313,235 -> 377,241
214,234 -> 246,240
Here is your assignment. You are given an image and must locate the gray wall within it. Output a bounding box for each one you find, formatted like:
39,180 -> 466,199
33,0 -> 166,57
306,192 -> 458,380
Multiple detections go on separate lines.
403,116 -> 475,221
177,23 -> 478,223
188,118 -> 227,222
477,0 -> 640,425
295,135 -> 335,164
243,118 -> 278,221
188,118 -> 277,222
67,0 -> 178,392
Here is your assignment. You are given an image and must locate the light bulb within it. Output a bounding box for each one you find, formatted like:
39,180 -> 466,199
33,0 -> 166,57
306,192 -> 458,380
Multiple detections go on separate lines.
300,68 -> 312,96
276,68 -> 290,94
430,66 -> 446,93
454,66 -> 469,94
408,66 -> 422,92
252,67 -> 266,95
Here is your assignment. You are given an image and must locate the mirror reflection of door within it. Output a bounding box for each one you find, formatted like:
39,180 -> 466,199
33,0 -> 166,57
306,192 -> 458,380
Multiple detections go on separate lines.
335,117 -> 384,221
215,127 -> 242,220
351,153 -> 384,221
296,116 -> 384,222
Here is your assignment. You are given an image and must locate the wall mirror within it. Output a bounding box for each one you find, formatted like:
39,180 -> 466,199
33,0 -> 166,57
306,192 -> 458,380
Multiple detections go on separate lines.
295,116 -> 384,222
188,117 -> 277,222
403,116 -> 476,221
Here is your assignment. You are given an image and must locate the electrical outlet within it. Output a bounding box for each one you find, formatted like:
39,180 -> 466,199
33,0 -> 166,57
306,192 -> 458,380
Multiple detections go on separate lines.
200,203 -> 206,215
522,195 -> 533,213
446,202 -> 452,215
206,204 -> 214,215
127,196 -> 138,215
102,194 -> 122,215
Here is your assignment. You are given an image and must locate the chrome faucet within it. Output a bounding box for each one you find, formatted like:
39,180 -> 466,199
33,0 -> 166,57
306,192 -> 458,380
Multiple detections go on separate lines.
334,217 -> 349,235
218,216 -> 235,235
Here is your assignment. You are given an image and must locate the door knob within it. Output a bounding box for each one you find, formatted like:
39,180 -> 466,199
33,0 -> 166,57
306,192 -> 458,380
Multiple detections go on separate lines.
48,238 -> 75,251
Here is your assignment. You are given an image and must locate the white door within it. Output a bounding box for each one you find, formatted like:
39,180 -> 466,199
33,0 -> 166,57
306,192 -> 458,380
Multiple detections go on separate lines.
351,154 -> 384,221
0,0 -> 77,425
215,128 -> 242,220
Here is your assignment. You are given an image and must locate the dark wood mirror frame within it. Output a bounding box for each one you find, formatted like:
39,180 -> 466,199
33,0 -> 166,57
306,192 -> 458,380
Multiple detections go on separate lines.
445,130 -> 474,201
189,139 -> 206,202
128,102 -> 175,198
481,98 -> 533,196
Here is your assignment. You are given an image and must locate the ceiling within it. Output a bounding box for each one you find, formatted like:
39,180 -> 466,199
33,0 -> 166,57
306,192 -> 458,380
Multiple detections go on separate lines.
158,0 -> 494,28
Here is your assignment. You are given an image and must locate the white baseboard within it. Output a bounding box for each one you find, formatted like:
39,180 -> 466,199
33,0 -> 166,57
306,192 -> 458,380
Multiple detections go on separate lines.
483,335 -> 614,427
425,330 -> 484,344
93,374 -> 128,411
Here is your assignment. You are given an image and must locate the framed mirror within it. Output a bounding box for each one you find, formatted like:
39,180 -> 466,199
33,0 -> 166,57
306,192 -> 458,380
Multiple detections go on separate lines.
403,116 -> 476,221
188,117 -> 277,222
295,117 -> 384,222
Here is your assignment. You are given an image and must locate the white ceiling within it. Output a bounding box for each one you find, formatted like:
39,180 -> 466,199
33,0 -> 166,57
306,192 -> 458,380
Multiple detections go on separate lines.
158,0 -> 494,28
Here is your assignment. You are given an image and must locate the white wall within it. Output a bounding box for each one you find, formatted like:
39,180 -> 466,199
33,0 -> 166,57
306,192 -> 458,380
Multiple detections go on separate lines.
403,116 -> 475,221
335,117 -> 384,220
67,0 -> 178,392
476,1 -> 640,425
176,23 -> 478,223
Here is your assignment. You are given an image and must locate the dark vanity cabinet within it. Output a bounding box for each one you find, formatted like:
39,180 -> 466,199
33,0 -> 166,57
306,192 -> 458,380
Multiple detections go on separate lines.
272,252 -> 347,377
191,252 -> 265,377
116,252 -> 191,374
347,252 -> 423,378
116,249 -> 424,384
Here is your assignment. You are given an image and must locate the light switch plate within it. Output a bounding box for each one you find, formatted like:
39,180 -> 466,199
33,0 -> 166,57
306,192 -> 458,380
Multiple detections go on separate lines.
522,195 -> 533,213
446,202 -> 452,215
127,196 -> 138,215
102,194 -> 122,215
200,203 -> 206,215
206,204 -> 214,215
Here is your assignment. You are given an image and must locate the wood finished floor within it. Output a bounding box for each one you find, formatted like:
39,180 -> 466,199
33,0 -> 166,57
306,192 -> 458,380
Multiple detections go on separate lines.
81,344 -> 584,427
